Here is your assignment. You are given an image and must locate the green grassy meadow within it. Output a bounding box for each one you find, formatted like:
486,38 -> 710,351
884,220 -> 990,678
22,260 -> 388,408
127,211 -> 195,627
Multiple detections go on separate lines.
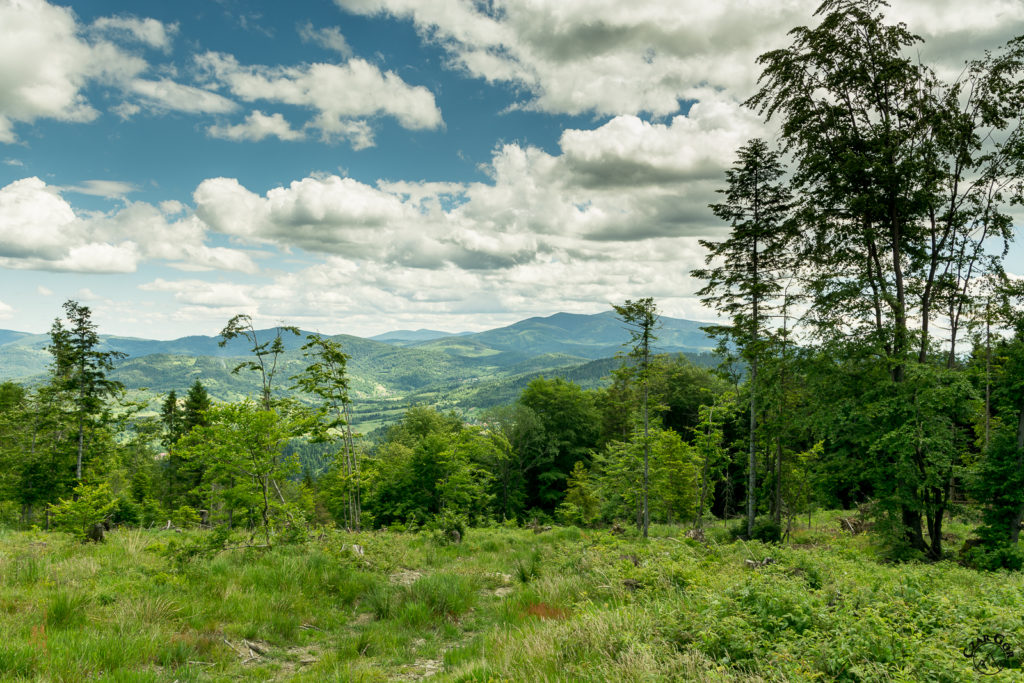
1,513 -> 1022,682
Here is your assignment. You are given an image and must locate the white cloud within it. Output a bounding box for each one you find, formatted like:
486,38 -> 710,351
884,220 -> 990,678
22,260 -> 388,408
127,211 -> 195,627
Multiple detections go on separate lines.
190,99 -> 746,272
37,285 -> 52,296
140,278 -> 257,309
59,180 -> 138,199
129,79 -> 238,114
334,0 -> 808,116
0,300 -> 13,319
334,0 -> 1024,117
297,22 -> 352,57
113,102 -> 141,120
0,177 -> 257,274
0,177 -> 81,260
91,15 -> 179,52
195,51 -> 442,144
208,110 -> 305,142
0,0 -> 148,142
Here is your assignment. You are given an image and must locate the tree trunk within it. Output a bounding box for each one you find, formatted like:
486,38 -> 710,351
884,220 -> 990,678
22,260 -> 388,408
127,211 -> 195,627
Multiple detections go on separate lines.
902,508 -> 927,552
773,437 -> 782,526
76,417 -> 84,481
1009,407 -> 1024,544
748,358 -> 757,537
697,410 -> 713,530
642,348 -> 650,539
260,476 -> 271,546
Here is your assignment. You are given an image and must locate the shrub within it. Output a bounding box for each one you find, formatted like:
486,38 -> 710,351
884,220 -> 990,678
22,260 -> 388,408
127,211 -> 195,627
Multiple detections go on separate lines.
429,509 -> 467,545
962,541 -> 1024,571
139,497 -> 165,527
171,505 -> 201,529
49,482 -> 117,540
111,497 -> 141,526
729,517 -> 781,543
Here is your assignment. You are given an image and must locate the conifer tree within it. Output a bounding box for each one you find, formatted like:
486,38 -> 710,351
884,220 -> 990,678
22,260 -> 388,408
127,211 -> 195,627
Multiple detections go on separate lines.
48,300 -> 125,481
693,139 -> 793,537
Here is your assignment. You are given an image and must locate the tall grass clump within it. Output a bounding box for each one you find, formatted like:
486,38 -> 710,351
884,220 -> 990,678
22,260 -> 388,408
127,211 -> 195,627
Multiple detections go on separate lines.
409,573 -> 478,619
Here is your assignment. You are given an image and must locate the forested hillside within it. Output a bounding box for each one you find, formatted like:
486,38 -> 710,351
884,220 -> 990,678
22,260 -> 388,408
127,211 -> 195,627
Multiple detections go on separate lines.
0,311 -> 716,431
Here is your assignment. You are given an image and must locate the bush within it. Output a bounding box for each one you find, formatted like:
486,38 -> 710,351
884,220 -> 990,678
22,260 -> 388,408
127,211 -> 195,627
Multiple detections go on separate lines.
962,541 -> 1024,571
49,482 -> 117,540
171,505 -> 201,529
729,517 -> 782,543
429,509 -> 467,544
111,497 -> 141,526
139,497 -> 165,528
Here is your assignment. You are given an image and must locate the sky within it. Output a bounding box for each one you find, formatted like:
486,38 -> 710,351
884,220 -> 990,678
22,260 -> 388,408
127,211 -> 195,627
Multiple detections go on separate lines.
1,0 -> 1023,339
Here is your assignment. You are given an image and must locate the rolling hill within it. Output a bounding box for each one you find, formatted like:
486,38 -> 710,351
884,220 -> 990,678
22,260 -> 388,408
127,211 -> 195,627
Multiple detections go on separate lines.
0,311 -> 718,429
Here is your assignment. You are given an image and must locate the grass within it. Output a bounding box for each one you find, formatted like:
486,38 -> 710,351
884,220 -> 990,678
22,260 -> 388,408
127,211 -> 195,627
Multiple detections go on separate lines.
0,513 -> 1022,681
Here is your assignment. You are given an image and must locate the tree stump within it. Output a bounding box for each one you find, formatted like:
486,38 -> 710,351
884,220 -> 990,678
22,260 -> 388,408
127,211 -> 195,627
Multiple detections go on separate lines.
86,523 -> 105,543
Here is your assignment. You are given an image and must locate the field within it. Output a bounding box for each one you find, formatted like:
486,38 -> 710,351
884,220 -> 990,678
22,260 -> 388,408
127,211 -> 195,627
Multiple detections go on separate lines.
1,513 -> 1022,682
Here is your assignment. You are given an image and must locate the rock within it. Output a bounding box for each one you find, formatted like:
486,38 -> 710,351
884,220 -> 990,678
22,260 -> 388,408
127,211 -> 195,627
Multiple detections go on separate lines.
744,557 -> 775,569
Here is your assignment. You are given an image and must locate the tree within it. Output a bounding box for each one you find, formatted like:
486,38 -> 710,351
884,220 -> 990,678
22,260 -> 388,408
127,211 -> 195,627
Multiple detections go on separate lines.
48,482 -> 117,541
182,380 -> 211,432
178,402 -> 305,544
160,391 -> 182,453
692,393 -> 737,529
517,377 -> 600,511
218,314 -> 299,410
361,407 -> 495,528
48,300 -> 126,481
693,139 -> 793,538
556,461 -> 600,527
743,0 -> 1024,558
612,298 -> 660,538
969,318 -> 1024,553
292,334 -> 361,530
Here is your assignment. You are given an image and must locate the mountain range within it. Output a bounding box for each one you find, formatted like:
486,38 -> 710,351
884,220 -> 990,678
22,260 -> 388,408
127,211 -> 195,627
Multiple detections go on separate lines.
0,311 -> 719,430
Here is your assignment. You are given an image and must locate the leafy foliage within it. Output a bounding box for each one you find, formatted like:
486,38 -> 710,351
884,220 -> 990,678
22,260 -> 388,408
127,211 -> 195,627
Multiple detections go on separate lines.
48,482 -> 117,540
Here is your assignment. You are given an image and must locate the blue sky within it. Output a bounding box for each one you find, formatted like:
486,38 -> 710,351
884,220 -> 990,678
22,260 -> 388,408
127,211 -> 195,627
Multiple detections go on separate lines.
1,0 -> 1023,340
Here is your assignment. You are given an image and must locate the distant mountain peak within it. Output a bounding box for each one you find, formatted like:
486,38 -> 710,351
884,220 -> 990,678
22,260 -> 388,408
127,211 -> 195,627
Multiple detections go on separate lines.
369,328 -> 468,344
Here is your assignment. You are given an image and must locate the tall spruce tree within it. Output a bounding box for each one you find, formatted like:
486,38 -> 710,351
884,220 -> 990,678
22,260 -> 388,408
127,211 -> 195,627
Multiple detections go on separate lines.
48,300 -> 125,481
612,298 -> 659,538
693,139 -> 793,538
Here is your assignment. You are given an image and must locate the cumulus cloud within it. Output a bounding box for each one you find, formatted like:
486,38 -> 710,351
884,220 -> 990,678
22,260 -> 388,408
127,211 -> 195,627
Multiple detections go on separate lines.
0,177 -> 81,260
0,299 -> 13,319
195,51 -> 442,145
0,177 -> 257,273
0,1 -> 235,138
333,0 -> 810,116
189,97 -> 749,273
0,0 -> 148,141
208,110 -> 305,142
334,0 -> 1024,117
